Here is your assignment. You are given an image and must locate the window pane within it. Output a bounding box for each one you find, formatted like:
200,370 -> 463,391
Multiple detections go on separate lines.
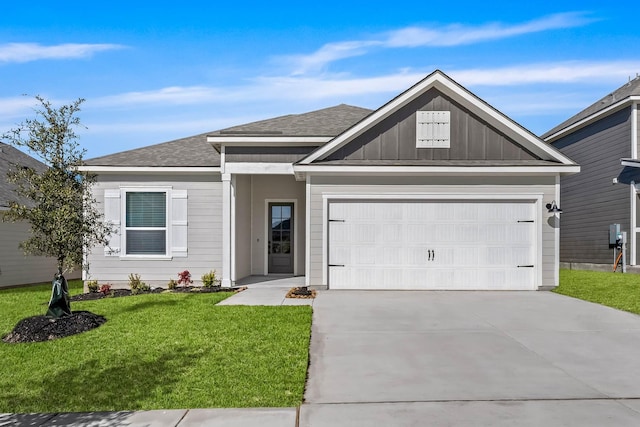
126,192 -> 166,227
127,230 -> 166,254
281,205 -> 291,220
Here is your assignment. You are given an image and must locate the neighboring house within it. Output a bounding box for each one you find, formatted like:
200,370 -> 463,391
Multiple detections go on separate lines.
543,76 -> 640,269
80,70 -> 578,290
0,142 -> 61,287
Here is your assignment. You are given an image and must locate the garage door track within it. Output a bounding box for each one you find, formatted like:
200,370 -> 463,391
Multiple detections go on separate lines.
302,291 -> 640,426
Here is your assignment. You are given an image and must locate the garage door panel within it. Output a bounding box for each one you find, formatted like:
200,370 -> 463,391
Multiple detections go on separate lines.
328,200 -> 537,290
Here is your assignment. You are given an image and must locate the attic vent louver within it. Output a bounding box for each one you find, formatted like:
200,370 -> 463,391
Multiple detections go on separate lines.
416,111 -> 450,148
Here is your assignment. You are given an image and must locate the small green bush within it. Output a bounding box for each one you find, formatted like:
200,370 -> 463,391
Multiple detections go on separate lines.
87,280 -> 99,293
167,278 -> 177,290
201,270 -> 219,288
128,273 -> 149,295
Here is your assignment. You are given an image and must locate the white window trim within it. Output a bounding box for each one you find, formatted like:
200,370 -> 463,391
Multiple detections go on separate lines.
120,186 -> 172,260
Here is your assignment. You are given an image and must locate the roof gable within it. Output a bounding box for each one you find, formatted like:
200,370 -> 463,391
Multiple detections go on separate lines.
543,76 -> 640,141
299,70 -> 575,166
323,87 -> 539,163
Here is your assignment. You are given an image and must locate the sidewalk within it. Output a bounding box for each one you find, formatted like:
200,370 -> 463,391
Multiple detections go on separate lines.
0,408 -> 298,427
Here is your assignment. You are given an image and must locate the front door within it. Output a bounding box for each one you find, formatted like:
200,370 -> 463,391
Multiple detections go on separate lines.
268,203 -> 294,274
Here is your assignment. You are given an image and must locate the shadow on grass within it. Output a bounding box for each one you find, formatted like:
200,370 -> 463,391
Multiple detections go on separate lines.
1,345 -> 208,413
114,297 -> 182,314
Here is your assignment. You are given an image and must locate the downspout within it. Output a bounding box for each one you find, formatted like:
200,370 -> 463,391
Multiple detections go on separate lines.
631,102 -> 638,265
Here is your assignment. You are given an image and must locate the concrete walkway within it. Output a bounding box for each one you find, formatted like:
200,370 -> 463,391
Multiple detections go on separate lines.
6,289 -> 640,426
218,275 -> 314,306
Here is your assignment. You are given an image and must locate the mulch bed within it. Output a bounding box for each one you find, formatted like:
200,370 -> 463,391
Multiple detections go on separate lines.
2,311 -> 107,344
3,286 -> 245,344
70,286 -> 241,302
286,287 -> 317,299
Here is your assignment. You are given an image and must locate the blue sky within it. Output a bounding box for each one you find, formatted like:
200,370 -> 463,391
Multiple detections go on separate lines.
1,1 -> 639,160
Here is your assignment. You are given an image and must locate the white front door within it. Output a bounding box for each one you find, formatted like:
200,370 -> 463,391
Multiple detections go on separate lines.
328,200 -> 537,290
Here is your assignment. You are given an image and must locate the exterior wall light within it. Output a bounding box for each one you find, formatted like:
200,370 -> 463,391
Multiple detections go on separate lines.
546,201 -> 563,214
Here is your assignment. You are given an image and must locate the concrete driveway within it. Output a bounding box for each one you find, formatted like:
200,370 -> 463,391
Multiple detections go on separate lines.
301,291 -> 640,426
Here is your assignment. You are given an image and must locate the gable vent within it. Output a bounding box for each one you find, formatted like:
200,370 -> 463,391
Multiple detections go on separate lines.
416,111 -> 450,148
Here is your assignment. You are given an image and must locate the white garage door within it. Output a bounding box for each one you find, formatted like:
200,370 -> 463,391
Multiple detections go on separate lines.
328,200 -> 537,290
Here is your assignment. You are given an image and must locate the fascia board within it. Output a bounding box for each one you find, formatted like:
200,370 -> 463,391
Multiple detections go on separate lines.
207,136 -> 330,144
77,166 -> 221,174
545,97 -> 640,143
224,162 -> 294,174
621,158 -> 640,168
294,164 -> 580,175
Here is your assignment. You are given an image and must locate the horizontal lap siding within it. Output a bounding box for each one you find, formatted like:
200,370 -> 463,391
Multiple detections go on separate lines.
0,217 -> 77,287
308,176 -> 557,288
87,174 -> 222,285
553,108 -> 631,264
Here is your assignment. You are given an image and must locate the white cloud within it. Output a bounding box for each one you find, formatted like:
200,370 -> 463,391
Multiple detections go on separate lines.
92,86 -> 224,107
449,61 -> 640,86
0,43 -> 124,63
283,12 -> 595,74
384,12 -> 594,47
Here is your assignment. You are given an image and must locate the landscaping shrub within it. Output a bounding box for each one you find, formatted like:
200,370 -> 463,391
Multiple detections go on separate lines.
87,280 -> 99,293
167,278 -> 177,290
177,270 -> 192,287
99,284 -> 112,295
201,270 -> 218,288
128,274 -> 149,295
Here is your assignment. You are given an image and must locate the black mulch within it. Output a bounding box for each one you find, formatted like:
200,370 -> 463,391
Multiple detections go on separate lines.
2,311 -> 107,344
70,286 -> 238,302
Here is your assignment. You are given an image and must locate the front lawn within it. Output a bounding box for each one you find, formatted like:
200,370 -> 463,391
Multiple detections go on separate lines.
0,281 -> 312,413
554,269 -> 640,315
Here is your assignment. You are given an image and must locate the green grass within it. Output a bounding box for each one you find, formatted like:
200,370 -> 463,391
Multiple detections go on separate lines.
0,281 -> 312,413
554,269 -> 640,314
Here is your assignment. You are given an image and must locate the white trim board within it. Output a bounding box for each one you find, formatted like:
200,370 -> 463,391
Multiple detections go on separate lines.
295,165 -> 580,175
78,166 -> 220,174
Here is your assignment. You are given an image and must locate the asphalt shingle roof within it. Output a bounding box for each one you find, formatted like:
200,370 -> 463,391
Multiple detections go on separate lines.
0,142 -> 47,208
543,75 -> 640,139
84,104 -> 372,167
84,132 -> 221,167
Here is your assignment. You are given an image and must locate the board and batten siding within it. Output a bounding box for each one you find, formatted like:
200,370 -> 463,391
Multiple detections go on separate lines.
552,107 -> 631,265
307,176 -> 558,289
326,88 -> 538,162
87,174 -> 222,286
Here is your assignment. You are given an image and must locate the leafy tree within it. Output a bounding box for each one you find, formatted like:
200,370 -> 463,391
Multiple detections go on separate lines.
1,96 -> 111,274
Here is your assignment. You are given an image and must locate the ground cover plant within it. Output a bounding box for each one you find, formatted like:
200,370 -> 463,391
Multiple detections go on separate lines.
0,281 -> 312,412
554,269 -> 640,315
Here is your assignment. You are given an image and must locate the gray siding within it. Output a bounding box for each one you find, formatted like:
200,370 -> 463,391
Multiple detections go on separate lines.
307,176 -> 557,289
0,216 -> 81,287
225,146 -> 316,163
87,174 -> 222,286
327,88 -> 538,162
552,107 -> 632,264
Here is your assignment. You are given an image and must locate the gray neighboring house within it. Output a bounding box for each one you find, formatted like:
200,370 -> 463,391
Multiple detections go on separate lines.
543,76 -> 640,269
0,142 -> 61,287
80,70 -> 578,290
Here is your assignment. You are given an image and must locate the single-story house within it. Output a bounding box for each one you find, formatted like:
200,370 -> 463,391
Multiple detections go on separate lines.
0,142 -> 67,287
543,76 -> 640,269
80,70 -> 579,290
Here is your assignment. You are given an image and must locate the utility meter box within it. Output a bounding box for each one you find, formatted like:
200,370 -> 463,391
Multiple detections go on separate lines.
609,223 -> 622,247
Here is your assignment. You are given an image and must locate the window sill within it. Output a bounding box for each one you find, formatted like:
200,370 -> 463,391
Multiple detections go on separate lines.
119,255 -> 173,261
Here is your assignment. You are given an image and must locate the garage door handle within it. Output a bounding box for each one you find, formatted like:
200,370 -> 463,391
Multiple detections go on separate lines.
517,220 -> 535,223
329,219 -> 345,222
517,265 -> 534,268
329,264 -> 345,267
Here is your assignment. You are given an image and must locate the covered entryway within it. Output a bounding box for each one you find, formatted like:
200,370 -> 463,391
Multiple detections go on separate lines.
328,199 -> 538,290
